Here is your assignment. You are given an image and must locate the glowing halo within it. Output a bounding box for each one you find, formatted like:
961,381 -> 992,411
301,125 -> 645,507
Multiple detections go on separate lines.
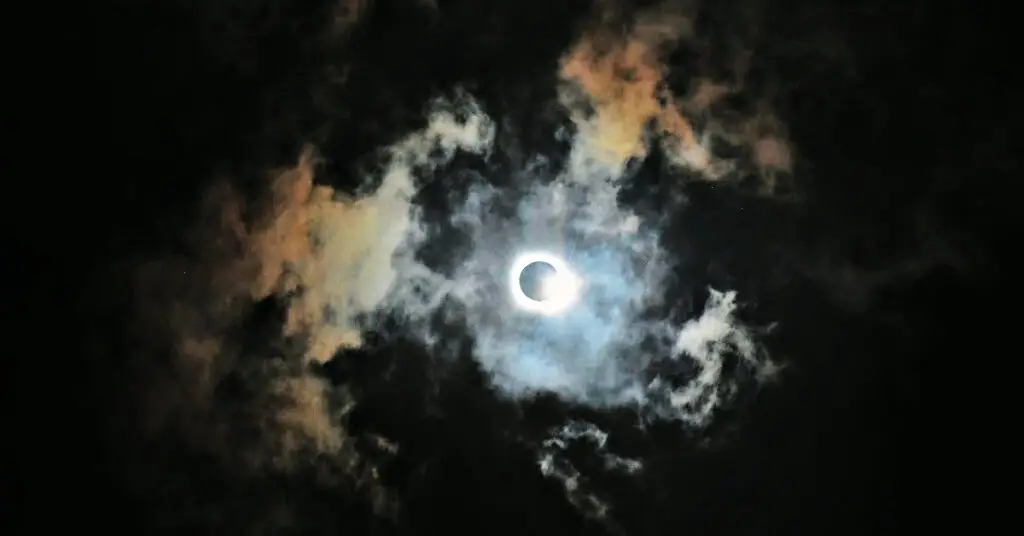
509,252 -> 583,316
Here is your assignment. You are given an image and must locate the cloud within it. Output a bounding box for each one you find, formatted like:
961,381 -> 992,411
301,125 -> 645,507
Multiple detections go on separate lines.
375,92 -> 777,429
117,2 -> 793,526
361,20 -> 779,428
559,0 -> 794,190
125,150 -> 373,482
333,0 -> 370,32
119,93 -> 498,528
536,420 -> 643,528
329,86 -> 777,535
803,207 -> 987,312
339,4 -> 789,523
92,0 -> 863,532
559,7 -> 697,167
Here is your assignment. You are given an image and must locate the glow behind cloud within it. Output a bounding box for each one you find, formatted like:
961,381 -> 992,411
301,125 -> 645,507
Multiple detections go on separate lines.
377,91 -> 776,424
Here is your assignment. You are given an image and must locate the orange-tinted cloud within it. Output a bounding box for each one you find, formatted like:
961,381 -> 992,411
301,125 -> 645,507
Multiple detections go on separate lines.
559,12 -> 696,167
121,91 -> 495,497
560,2 -> 794,189
126,149 -> 372,475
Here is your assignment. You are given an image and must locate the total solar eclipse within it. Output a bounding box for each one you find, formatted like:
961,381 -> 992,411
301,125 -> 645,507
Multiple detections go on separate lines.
509,252 -> 583,316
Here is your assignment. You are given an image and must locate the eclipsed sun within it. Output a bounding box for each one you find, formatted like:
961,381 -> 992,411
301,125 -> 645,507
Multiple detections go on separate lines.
509,252 -> 583,316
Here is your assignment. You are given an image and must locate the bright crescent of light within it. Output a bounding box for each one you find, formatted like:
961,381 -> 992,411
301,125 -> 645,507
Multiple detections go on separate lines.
509,251 -> 583,316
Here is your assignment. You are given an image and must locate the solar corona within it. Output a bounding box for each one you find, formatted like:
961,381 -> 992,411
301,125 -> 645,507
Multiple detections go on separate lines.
509,251 -> 583,316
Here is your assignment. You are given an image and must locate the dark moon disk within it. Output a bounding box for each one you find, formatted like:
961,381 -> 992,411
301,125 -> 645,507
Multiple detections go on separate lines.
518,261 -> 559,302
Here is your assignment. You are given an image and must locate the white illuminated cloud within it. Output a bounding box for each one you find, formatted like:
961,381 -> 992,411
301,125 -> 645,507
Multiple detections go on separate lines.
509,251 -> 584,316
378,90 -> 777,426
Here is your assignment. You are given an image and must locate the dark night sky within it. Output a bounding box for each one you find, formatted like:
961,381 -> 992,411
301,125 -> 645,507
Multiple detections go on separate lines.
18,0 -> 1015,535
